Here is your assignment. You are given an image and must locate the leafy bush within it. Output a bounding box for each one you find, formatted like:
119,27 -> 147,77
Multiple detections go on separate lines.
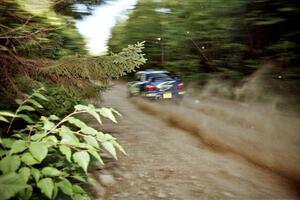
0,88 -> 125,200
14,76 -> 85,117
41,85 -> 81,117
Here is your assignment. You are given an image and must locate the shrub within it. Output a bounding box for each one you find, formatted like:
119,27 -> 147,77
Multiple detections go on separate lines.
0,88 -> 125,200
41,85 -> 81,117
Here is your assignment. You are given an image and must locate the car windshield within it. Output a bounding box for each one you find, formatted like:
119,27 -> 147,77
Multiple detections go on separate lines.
165,72 -> 180,80
146,73 -> 173,82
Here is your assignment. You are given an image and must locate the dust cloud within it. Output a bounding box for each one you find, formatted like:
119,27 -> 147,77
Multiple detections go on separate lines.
131,66 -> 300,187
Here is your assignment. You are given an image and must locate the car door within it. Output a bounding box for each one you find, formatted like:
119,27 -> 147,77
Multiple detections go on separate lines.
128,73 -> 146,96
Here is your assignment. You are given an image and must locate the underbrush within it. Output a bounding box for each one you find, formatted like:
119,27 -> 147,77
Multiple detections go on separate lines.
0,88 -> 125,200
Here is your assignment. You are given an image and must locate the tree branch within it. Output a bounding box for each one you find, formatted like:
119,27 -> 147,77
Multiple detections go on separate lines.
0,26 -> 63,39
0,16 -> 32,37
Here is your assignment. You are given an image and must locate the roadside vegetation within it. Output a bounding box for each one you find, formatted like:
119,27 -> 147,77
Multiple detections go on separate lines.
0,89 -> 125,199
0,0 -> 145,199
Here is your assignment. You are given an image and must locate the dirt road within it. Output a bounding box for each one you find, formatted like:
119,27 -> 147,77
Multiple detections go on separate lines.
96,83 -> 299,200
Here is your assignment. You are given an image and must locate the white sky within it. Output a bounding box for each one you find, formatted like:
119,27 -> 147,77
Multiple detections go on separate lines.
75,0 -> 137,55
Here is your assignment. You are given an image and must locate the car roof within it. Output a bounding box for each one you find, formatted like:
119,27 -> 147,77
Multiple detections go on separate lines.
136,70 -> 169,74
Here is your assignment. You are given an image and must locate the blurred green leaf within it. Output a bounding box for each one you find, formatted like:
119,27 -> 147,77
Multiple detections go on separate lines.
10,140 -> 27,155
0,173 -> 28,200
60,126 -> 79,145
88,149 -> 104,165
32,93 -> 48,101
59,145 -> 72,162
73,151 -> 90,173
18,105 -> 35,112
29,142 -> 48,162
84,135 -> 99,148
101,141 -> 117,159
19,167 -> 31,183
41,167 -> 63,177
31,168 -> 40,183
57,178 -> 73,195
18,114 -> 34,123
37,178 -> 54,199
21,152 -> 39,166
0,155 -> 21,174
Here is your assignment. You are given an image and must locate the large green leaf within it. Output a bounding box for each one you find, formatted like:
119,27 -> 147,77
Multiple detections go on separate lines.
41,116 -> 55,131
18,105 -> 35,112
29,142 -> 48,162
75,143 -> 91,149
42,136 -> 58,147
21,152 -> 39,166
73,151 -> 90,173
97,108 -> 117,123
103,133 -> 116,140
15,99 -> 23,105
49,115 -> 60,121
18,114 -> 34,124
28,99 -> 43,108
75,104 -> 102,124
1,138 -> 15,148
31,168 -> 40,183
112,140 -> 127,155
84,135 -> 99,148
80,126 -> 98,136
72,185 -> 90,200
88,149 -> 104,165
32,92 -> 48,101
72,185 -> 91,200
71,175 -> 86,183
87,104 -> 102,125
37,178 -> 54,199
10,140 -> 27,155
19,167 -> 31,183
87,110 -> 102,124
31,132 -> 47,141
102,141 -> 117,159
57,178 -> 73,195
59,145 -> 72,162
41,167 -> 63,177
18,185 -> 33,200
67,117 -> 87,129
0,111 -> 17,118
60,126 -> 79,145
0,116 -> 9,123
111,108 -> 122,117
0,172 -> 28,200
53,183 -> 58,199
95,131 -> 106,142
0,155 -> 21,174
72,184 -> 86,194
74,104 -> 88,111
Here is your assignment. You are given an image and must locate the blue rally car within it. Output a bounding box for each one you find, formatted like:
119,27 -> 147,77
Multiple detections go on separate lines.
127,70 -> 185,101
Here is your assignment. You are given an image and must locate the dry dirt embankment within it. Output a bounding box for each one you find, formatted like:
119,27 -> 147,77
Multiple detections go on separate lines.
133,95 -> 300,186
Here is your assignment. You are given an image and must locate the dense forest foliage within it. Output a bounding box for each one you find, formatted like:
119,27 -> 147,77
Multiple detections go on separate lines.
0,0 -> 145,199
0,0 -> 145,113
108,0 -> 300,108
0,0 -> 86,103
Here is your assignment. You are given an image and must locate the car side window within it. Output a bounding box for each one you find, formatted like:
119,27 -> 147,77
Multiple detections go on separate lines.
134,74 -> 143,82
140,74 -> 146,82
